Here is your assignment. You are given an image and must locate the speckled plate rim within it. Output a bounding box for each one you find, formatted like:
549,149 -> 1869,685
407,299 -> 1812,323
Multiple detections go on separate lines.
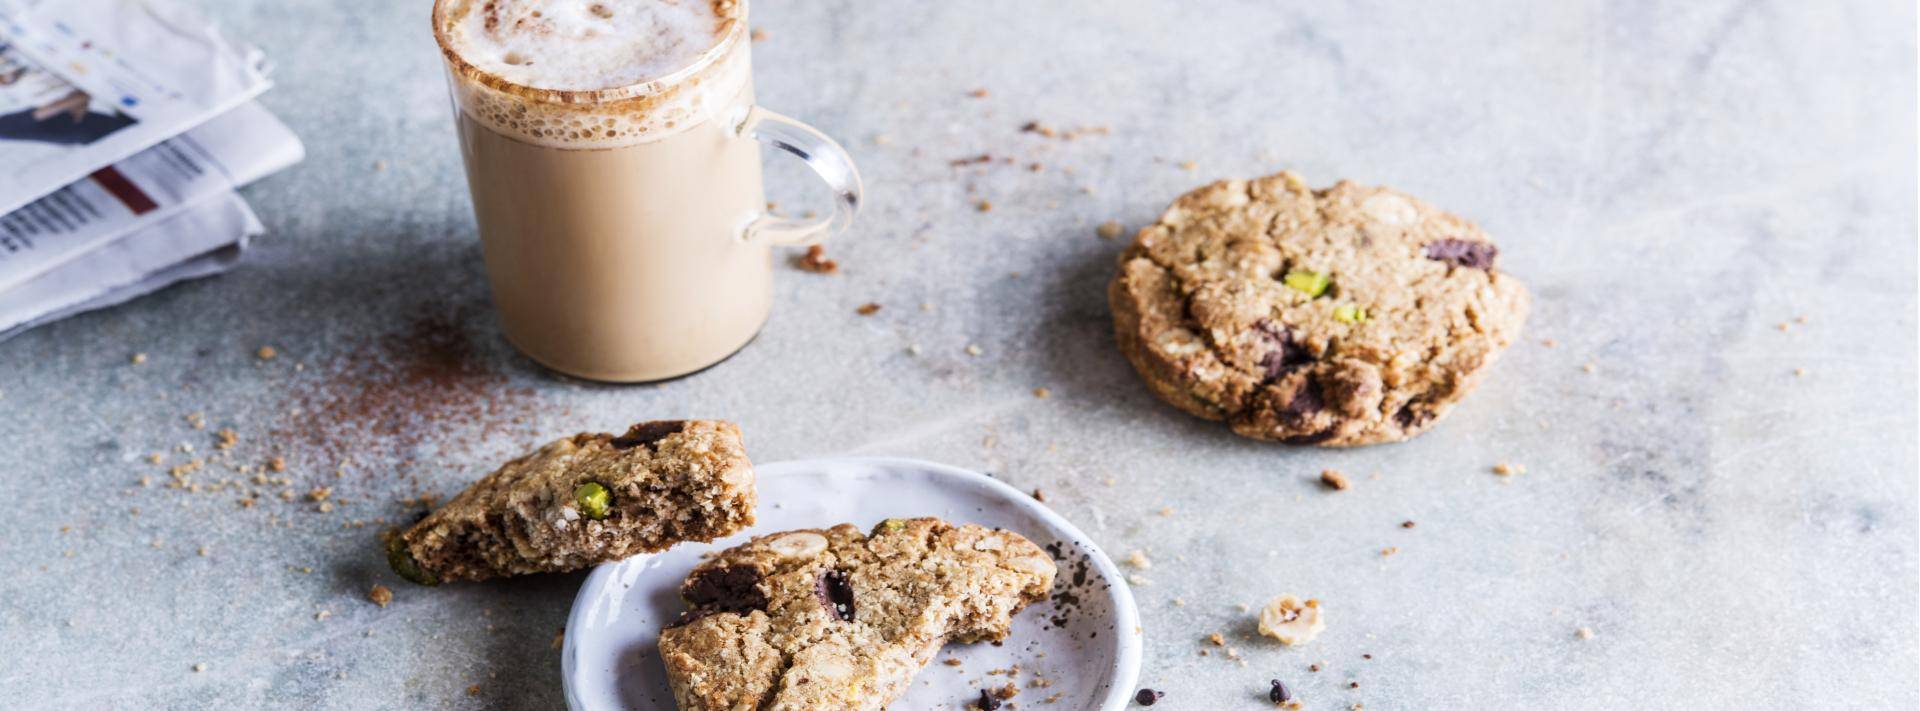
560,456 -> 1143,711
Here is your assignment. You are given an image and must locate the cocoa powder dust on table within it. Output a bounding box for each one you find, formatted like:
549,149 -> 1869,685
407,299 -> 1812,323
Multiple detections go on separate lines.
272,307 -> 549,494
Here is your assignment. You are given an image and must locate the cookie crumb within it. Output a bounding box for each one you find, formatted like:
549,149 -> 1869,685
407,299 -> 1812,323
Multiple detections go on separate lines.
256,346 -> 278,360
749,27 -> 768,41
1206,632 -> 1226,646
1320,469 -> 1350,491
1178,160 -> 1198,171
1792,367 -> 1808,377
314,610 -> 332,621
466,684 -> 481,697
944,658 -> 965,667
192,663 -> 207,673
1096,221 -> 1124,239
1577,626 -> 1595,640
1030,488 -> 1048,502
793,245 -> 839,274
1380,546 -> 1399,556
131,353 -> 148,365
1157,506 -> 1174,517
1401,520 -> 1416,529
967,87 -> 990,98
1581,362 -> 1598,374
1492,463 -> 1525,477
1172,597 -> 1186,606
369,584 -> 393,608
976,199 -> 994,212
855,302 -> 882,316
1126,550 -> 1152,569
965,344 -> 984,357
1032,387 -> 1051,398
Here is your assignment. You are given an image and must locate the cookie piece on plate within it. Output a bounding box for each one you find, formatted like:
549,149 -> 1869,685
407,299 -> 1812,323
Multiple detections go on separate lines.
1109,171 -> 1530,446
658,518 -> 1056,710
386,420 -> 755,585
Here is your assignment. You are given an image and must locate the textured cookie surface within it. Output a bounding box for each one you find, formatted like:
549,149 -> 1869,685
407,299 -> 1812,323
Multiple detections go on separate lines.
658,518 -> 1057,711
387,420 -> 754,584
1110,171 -> 1530,446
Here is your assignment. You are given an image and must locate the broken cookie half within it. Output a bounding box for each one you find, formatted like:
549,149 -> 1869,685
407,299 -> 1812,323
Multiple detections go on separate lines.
659,518 -> 1057,711
385,420 -> 756,585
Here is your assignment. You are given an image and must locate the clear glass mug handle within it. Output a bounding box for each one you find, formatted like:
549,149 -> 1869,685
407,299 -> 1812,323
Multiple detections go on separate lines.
733,106 -> 863,246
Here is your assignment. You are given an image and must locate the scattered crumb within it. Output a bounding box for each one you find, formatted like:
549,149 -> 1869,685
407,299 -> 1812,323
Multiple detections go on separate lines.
965,344 -> 984,357
1401,520 -> 1416,529
1492,463 -> 1525,477
1320,469 -> 1350,491
793,245 -> 838,274
1206,632 -> 1226,646
1795,315 -> 1810,324
749,27 -> 768,41
1581,362 -> 1598,374
1157,506 -> 1174,517
855,302 -> 882,316
1792,367 -> 1808,377
131,353 -> 147,365
1178,160 -> 1198,171
1577,627 -> 1595,640
1030,488 -> 1047,502
197,546 -> 208,557
1126,573 -> 1152,586
214,429 -> 238,451
1380,546 -> 1399,557
192,663 -> 207,673
369,584 -> 393,608
1126,550 -> 1152,569
905,344 -> 922,356
256,346 -> 278,360
466,685 -> 481,697
1172,597 -> 1186,606
967,87 -> 989,98
1032,387 -> 1051,398
1540,338 -> 1557,348
267,456 -> 287,473
976,199 -> 993,212
372,160 -> 387,171
1775,322 -> 1790,332
944,658 -> 964,667
314,610 -> 332,621
1096,221 -> 1124,239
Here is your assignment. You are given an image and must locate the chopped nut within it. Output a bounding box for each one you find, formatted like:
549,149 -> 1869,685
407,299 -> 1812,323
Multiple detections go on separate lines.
215,429 -> 238,450
1032,387 -> 1051,398
1320,469 -> 1350,491
1380,546 -> 1399,556
267,456 -> 287,472
369,584 -> 393,608
855,302 -> 882,316
1126,550 -> 1152,569
1096,221 -> 1124,239
967,87 -> 989,98
749,27 -> 769,41
793,245 -> 838,274
976,199 -> 993,212
1401,520 -> 1416,529
256,346 -> 278,360
1492,463 -> 1525,477
1258,595 -> 1325,645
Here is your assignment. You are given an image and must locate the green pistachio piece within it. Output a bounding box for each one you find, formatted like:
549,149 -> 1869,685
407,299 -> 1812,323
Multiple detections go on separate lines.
1334,304 -> 1368,323
386,537 -> 439,587
1283,270 -> 1331,298
574,482 -> 611,520
877,518 -> 907,534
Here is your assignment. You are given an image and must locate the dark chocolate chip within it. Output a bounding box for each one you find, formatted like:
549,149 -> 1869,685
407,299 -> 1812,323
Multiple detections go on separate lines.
1423,238 -> 1498,269
1394,402 -> 1434,429
1254,319 -> 1313,381
976,688 -> 1002,710
1135,688 -> 1163,705
815,569 -> 856,622
1269,679 -> 1291,703
1281,429 -> 1338,445
610,420 -> 687,449
683,566 -> 766,614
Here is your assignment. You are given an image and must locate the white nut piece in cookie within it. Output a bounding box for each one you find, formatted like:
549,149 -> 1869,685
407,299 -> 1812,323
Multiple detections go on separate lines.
1257,594 -> 1325,645
764,531 -> 829,559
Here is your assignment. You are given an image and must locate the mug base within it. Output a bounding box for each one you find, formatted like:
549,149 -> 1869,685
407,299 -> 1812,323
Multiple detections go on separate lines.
505,320 -> 765,385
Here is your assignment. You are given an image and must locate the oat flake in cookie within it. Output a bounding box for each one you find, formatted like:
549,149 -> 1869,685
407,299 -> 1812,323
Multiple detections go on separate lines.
658,518 -> 1056,711
1109,171 -> 1530,446
385,420 -> 755,585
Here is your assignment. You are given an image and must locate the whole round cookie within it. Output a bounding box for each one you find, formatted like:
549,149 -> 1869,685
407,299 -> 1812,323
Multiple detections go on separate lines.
1109,171 -> 1530,446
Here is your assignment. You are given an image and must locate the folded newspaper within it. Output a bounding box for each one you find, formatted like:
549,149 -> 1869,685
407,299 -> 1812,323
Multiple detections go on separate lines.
0,0 -> 303,341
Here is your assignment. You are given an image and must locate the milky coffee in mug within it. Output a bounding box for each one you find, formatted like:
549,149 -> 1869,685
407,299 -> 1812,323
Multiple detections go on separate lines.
432,0 -> 860,382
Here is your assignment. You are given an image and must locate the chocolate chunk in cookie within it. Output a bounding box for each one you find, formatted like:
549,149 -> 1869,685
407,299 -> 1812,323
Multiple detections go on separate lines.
1109,171 -> 1530,445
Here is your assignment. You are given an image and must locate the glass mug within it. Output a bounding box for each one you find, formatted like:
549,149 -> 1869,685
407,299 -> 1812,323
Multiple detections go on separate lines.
430,0 -> 861,382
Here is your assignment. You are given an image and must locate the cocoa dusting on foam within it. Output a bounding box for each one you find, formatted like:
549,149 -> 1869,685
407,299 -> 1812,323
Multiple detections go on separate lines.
434,0 -> 750,149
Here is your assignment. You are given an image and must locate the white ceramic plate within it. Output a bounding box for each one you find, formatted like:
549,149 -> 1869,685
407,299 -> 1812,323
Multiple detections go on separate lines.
562,457 -> 1141,710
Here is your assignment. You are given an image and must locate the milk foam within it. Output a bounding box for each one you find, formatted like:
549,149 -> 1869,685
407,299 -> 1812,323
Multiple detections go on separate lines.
441,0 -> 727,90
435,0 -> 751,149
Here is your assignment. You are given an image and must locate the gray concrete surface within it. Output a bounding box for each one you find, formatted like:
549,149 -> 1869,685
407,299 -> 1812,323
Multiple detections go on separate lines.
2,1 -> 1915,708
